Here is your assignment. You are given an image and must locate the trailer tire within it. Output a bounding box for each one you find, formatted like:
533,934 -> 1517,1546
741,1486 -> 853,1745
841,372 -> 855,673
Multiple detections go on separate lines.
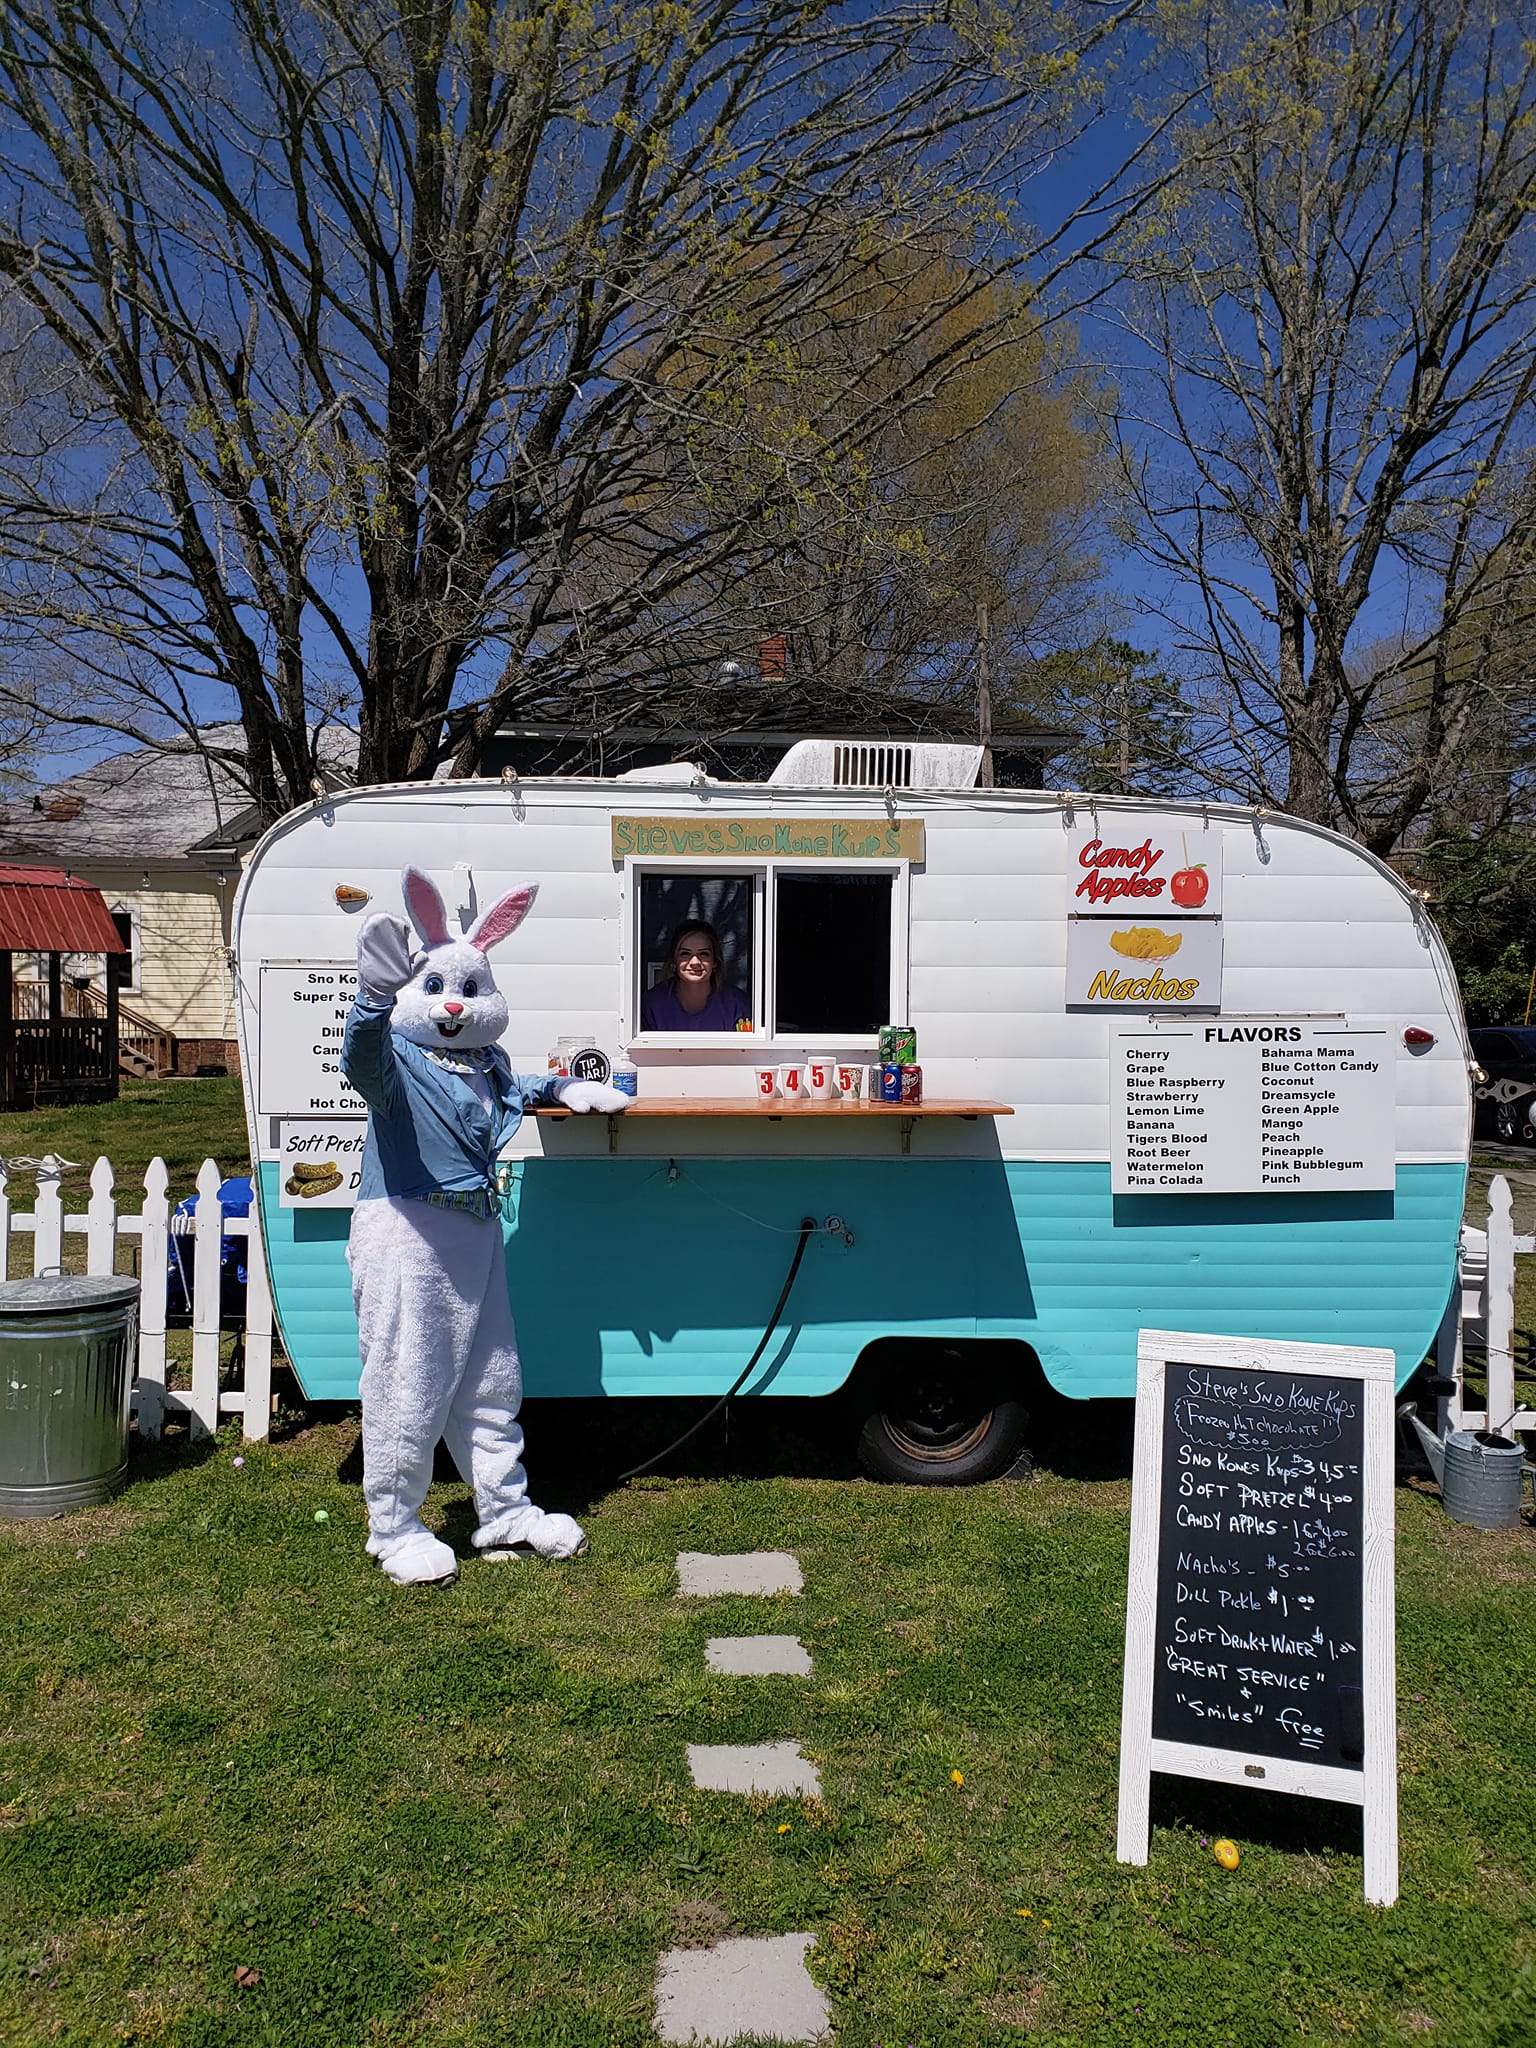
855,1348 -> 1029,1485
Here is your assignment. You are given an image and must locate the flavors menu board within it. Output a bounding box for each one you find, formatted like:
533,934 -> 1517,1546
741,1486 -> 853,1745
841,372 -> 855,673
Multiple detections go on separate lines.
1110,1023 -> 1394,1194
258,964 -> 364,1116
1151,1360 -> 1364,1769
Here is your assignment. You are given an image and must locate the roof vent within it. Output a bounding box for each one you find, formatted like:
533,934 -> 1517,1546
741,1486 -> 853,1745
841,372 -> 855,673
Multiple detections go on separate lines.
769,739 -> 983,790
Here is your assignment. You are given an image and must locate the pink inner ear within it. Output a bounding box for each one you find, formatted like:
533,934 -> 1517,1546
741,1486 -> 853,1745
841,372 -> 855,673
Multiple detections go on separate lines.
401,866 -> 450,947
468,883 -> 538,952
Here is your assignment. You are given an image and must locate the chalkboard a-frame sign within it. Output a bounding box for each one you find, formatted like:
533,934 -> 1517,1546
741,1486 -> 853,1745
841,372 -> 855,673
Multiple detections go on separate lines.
1115,1330 -> 1399,1907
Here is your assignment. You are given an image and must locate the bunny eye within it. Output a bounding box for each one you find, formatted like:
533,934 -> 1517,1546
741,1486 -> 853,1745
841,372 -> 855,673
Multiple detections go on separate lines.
423,973 -> 444,996
462,978 -> 478,998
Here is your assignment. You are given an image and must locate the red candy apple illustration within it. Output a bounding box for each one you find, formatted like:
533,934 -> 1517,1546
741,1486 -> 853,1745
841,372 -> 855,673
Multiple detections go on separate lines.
1170,862 -> 1209,908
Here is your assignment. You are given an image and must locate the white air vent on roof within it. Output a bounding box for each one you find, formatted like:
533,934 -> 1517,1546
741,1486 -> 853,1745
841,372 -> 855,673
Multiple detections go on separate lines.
768,739 -> 983,790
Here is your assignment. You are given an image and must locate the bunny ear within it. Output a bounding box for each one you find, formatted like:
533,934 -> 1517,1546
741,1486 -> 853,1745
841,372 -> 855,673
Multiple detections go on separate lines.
401,866 -> 450,948
467,882 -> 538,953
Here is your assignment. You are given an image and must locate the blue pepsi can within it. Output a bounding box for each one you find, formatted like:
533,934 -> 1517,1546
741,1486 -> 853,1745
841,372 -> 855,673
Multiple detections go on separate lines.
879,1063 -> 904,1102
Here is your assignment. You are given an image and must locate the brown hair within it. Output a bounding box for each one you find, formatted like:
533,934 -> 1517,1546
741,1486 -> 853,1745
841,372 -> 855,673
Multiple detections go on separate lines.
662,919 -> 725,996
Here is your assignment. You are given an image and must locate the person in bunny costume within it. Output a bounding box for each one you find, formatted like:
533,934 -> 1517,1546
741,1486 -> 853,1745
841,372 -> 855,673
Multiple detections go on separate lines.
342,865 -> 629,1586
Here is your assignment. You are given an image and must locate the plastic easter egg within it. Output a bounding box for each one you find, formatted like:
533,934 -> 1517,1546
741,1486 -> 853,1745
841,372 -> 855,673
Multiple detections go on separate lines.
313,1509 -> 330,1524
1212,1837 -> 1240,1870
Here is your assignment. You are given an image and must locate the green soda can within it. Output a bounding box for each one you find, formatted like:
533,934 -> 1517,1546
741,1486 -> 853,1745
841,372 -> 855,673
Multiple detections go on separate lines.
879,1024 -> 917,1066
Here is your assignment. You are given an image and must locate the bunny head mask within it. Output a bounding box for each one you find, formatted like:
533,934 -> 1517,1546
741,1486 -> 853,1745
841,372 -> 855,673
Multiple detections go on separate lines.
389,866 -> 537,1051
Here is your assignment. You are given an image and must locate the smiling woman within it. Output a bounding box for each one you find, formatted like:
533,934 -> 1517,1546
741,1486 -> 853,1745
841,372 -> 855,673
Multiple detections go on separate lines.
641,920 -> 751,1033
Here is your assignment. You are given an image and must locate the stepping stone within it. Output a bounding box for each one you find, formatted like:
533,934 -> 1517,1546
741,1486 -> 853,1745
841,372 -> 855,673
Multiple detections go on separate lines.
676,1551 -> 803,1597
705,1635 -> 813,1677
687,1741 -> 821,1797
654,1931 -> 830,2045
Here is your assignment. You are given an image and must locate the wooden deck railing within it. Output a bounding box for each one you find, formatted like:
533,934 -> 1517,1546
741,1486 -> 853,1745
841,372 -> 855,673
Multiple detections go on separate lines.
13,978 -> 174,1076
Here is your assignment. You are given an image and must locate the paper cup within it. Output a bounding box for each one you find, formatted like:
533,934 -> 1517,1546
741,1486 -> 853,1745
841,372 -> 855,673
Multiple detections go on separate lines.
835,1063 -> 862,1100
805,1058 -> 832,1101
754,1066 -> 779,1100
778,1063 -> 804,1100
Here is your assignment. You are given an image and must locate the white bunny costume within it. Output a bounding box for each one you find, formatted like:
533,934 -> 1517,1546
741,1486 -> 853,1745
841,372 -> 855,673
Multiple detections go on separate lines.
342,866 -> 628,1585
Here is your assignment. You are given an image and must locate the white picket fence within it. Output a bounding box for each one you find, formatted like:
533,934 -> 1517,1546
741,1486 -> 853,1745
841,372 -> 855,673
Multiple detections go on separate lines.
0,1154 -> 273,1441
1441,1172 -> 1536,1437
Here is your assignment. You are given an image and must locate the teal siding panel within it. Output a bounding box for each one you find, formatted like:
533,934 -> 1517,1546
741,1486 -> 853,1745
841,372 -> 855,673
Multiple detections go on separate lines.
258,1159 -> 1465,1405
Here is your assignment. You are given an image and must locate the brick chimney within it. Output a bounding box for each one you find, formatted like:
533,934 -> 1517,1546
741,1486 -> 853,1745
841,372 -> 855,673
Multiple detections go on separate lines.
758,635 -> 788,680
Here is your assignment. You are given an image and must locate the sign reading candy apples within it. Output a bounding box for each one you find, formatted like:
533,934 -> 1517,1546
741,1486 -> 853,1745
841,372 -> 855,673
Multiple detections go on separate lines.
1067,825 -> 1223,916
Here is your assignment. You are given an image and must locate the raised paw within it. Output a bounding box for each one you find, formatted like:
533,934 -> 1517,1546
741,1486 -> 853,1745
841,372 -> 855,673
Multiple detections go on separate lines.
559,1080 -> 631,1114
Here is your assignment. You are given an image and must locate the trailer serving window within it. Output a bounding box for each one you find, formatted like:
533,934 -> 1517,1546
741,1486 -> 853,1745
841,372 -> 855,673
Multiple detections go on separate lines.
627,862 -> 905,1044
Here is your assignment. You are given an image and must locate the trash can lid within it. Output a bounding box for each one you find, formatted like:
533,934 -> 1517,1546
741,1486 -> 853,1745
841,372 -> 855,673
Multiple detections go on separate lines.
0,1275 -> 140,1314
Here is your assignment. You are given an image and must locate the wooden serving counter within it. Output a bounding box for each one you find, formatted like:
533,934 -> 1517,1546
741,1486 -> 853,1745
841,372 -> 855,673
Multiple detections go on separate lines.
535,1097 -> 1012,1152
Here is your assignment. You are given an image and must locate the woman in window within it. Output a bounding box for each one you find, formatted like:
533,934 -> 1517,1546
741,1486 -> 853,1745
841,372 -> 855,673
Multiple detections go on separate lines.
641,919 -> 752,1031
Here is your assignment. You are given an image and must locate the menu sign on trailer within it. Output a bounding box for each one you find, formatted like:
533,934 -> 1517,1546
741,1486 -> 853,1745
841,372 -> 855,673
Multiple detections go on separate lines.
1116,1331 -> 1397,1905
257,963 -> 364,1116
1066,823 -> 1223,915
1110,1023 -> 1394,1193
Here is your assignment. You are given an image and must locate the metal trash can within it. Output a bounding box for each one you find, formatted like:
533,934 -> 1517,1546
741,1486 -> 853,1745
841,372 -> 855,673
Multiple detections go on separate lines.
0,1276 -> 139,1518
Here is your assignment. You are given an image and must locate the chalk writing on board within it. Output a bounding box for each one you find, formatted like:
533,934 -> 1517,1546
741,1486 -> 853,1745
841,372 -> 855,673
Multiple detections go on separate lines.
1152,1363 -> 1365,1769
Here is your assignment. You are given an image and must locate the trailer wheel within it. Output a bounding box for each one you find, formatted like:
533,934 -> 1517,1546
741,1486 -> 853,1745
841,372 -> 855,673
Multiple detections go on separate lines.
855,1347 -> 1028,1485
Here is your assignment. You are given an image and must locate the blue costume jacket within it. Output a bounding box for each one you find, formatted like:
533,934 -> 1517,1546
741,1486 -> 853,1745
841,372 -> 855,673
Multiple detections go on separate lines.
341,994 -> 569,1204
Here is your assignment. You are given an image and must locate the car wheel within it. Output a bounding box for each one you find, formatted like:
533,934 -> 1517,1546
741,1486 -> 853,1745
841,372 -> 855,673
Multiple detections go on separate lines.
1494,1100 -> 1526,1144
856,1351 -> 1028,1485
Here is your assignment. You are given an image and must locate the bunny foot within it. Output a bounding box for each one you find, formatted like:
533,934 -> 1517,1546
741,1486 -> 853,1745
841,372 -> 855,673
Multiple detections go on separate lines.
478,1509 -> 588,1562
371,1530 -> 459,1586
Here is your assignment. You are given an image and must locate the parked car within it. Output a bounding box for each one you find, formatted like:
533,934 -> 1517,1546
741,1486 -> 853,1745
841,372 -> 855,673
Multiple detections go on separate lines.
1470,1027 -> 1536,1142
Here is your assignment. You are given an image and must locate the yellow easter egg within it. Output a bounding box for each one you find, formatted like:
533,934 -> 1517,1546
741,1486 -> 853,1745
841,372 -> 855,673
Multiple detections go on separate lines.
1212,1837 -> 1240,1870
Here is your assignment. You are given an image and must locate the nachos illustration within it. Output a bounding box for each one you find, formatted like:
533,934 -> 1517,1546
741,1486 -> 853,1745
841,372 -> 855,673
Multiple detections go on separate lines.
1107,925 -> 1183,962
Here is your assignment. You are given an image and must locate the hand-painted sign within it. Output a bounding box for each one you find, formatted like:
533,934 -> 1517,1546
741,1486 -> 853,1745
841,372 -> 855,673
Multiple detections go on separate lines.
1117,1330 -> 1398,1906
1066,920 -> 1223,1009
612,816 -> 925,862
1067,825 -> 1223,915
277,1119 -> 366,1207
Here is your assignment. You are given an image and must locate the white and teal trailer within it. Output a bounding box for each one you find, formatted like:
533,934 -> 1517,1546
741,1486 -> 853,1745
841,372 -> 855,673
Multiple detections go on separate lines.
233,744 -> 1473,1480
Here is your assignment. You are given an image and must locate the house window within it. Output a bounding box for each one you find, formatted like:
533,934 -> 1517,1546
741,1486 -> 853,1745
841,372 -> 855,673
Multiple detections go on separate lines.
109,906 -> 141,995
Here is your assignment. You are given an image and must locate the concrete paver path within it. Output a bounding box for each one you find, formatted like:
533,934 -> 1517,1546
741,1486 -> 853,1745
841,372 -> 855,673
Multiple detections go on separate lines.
676,1551 -> 804,1596
704,1635 -> 813,1676
687,1740 -> 821,1797
653,1932 -> 831,2045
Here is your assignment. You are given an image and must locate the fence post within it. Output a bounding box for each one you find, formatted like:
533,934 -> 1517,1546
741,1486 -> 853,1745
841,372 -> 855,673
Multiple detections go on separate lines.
241,1207 -> 274,1443
185,1159 -> 224,1437
1485,1174 -> 1516,1436
136,1158 -> 169,1440
32,1160 -> 63,1277
85,1157 -> 117,1276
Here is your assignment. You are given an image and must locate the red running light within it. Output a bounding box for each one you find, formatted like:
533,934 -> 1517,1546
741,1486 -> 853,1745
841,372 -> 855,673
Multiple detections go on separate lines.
1403,1027 -> 1435,1048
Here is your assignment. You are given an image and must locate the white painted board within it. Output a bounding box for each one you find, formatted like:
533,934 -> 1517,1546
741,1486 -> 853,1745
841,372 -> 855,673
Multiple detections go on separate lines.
257,963 -> 364,1115
1116,1329 -> 1398,1907
1066,919 -> 1223,1011
1111,1023 -> 1395,1193
276,1119 -> 366,1208
1067,821 -> 1223,915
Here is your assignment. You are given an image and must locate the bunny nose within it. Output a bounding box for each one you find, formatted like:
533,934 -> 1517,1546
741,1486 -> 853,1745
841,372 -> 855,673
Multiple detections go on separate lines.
442,1000 -> 464,1016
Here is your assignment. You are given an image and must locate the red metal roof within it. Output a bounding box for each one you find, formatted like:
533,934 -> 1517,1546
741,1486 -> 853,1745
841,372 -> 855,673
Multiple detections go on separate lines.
0,864 -> 129,954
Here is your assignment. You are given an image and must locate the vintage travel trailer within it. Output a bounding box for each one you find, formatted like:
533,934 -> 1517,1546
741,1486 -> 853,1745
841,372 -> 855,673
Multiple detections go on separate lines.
232,740 -> 1473,1481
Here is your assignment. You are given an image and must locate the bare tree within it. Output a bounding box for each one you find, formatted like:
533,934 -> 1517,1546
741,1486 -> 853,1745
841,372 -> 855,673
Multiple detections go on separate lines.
1113,0 -> 1536,852
0,0 -> 1145,815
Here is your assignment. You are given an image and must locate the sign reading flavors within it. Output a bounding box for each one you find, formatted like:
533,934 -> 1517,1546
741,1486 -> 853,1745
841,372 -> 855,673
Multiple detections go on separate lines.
1116,1330 -> 1398,1906
1110,1022 -> 1394,1193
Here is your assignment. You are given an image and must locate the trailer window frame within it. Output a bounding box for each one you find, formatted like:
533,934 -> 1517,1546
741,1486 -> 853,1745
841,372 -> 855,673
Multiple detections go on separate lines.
621,855 -> 910,1049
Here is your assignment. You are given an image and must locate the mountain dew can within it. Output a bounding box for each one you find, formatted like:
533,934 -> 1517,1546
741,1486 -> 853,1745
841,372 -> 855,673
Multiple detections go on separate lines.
879,1025 -> 917,1066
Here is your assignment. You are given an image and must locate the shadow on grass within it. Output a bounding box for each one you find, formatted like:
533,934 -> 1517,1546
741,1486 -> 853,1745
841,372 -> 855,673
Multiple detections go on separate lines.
125,1419 -> 222,1492
1149,1775 -> 1367,1859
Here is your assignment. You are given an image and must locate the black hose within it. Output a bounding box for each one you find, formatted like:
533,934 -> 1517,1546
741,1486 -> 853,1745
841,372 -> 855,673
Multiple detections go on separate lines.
617,1216 -> 819,1482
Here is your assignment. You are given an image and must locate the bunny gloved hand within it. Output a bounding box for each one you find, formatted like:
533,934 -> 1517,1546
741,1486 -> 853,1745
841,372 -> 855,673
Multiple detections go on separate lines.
559,1081 -> 631,1114
356,913 -> 417,998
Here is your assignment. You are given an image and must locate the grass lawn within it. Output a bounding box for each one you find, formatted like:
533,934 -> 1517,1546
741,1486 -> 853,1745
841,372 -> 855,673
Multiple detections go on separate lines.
0,1079 -> 249,1198
1,1414 -> 1533,2047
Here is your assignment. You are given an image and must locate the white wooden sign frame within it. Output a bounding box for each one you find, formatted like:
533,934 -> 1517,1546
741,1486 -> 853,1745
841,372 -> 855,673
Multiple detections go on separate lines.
1116,1328 -> 1399,1906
